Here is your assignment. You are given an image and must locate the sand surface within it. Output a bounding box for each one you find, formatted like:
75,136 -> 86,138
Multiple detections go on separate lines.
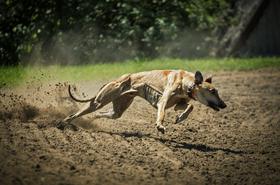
0,68 -> 280,185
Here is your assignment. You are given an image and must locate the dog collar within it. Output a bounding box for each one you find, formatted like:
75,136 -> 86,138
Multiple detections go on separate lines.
187,83 -> 196,100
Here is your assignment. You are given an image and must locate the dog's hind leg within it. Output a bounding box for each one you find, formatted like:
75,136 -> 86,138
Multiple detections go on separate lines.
63,101 -> 101,123
94,95 -> 134,119
60,75 -> 133,130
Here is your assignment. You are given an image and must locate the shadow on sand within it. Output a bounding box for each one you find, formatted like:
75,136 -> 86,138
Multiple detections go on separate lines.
96,130 -> 247,155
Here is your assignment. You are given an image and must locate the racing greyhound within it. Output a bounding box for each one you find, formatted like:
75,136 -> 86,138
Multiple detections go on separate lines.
61,70 -> 227,133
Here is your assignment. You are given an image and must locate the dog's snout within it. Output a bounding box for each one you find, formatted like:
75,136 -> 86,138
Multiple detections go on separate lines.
220,102 -> 227,109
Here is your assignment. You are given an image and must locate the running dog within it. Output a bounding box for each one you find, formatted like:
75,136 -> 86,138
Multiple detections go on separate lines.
61,70 -> 227,133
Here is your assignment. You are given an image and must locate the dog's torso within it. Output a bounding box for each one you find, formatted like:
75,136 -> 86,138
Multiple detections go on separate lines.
126,70 -> 194,108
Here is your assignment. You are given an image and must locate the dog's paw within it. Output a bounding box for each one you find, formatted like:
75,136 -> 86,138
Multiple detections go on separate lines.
55,121 -> 67,130
174,116 -> 182,124
55,121 -> 78,131
156,125 -> 166,134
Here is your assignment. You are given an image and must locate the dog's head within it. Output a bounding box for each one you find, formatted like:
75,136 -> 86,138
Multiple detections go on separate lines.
191,71 -> 227,111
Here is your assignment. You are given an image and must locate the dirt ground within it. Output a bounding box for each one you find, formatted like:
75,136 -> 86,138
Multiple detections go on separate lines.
0,68 -> 280,185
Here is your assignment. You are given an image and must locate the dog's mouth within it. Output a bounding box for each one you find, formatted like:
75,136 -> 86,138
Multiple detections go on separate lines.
208,101 -> 227,111
208,104 -> 220,111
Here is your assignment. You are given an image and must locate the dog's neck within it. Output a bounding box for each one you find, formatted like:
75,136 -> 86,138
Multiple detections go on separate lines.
187,82 -> 196,100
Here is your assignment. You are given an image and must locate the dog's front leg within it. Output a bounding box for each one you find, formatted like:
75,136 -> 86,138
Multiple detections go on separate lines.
156,96 -> 169,134
156,86 -> 177,134
175,104 -> 193,124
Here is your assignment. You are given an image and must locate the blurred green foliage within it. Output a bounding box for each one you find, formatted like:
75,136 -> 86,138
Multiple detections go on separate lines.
0,0 -> 233,65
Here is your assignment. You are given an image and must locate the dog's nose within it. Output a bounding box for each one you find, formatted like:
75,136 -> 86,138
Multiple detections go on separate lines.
220,102 -> 227,109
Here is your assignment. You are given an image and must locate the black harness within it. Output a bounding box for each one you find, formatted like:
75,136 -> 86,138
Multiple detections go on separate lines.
142,83 -> 197,106
143,84 -> 162,108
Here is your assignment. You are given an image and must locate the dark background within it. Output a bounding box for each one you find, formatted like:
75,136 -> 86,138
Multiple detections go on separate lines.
0,0 -> 234,65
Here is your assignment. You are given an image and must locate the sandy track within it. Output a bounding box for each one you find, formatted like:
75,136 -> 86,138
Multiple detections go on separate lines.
0,68 -> 280,185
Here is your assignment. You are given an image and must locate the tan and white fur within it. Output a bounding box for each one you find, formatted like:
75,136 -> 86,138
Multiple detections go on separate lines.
62,70 -> 227,133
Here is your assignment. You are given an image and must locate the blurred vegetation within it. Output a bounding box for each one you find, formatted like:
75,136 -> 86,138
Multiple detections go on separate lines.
0,0 -> 234,65
1,58 -> 280,87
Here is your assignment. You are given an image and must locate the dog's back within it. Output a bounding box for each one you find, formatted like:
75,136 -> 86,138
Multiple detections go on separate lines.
130,70 -> 175,92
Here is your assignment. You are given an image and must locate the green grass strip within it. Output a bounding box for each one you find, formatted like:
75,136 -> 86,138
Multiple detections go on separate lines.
1,57 -> 280,87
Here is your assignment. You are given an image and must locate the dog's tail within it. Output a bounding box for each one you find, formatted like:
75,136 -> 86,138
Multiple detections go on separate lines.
68,85 -> 95,103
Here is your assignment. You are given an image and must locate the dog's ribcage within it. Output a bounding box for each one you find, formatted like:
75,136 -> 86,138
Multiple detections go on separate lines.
142,84 -> 162,108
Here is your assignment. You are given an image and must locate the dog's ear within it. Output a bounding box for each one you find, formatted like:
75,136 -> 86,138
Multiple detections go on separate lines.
205,75 -> 212,83
119,76 -> 131,87
195,71 -> 203,85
